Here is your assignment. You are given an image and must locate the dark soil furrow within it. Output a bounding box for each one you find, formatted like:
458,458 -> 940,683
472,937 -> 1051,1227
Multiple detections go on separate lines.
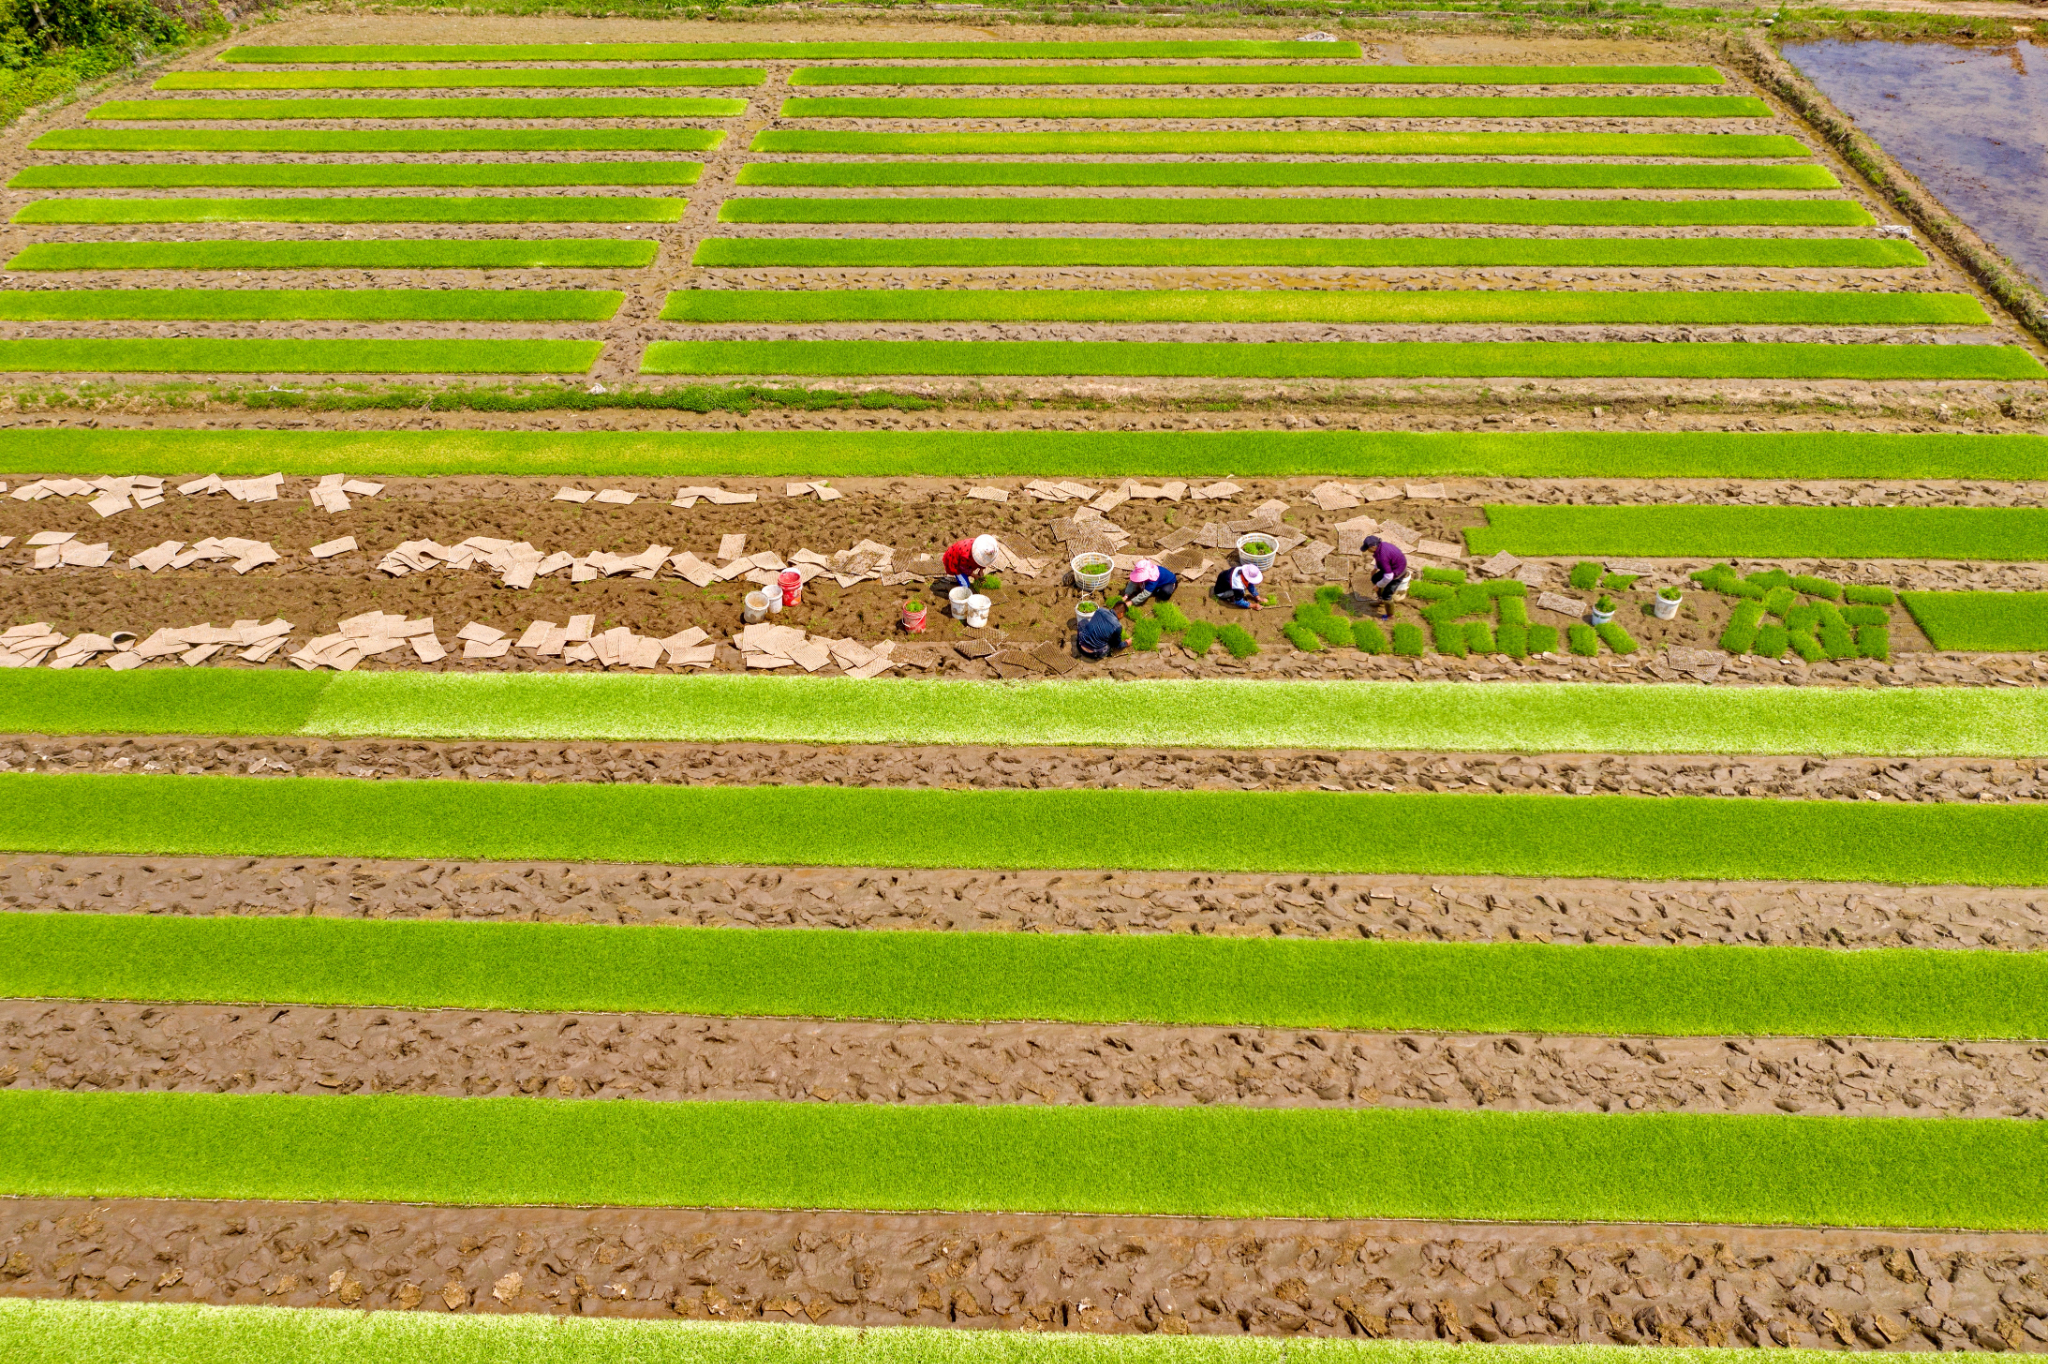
4,855 -> 2043,951
4,1196 -> 2045,1349
4,1000 -> 2043,1119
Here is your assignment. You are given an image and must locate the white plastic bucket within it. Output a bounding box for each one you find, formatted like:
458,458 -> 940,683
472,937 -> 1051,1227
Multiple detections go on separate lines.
1590,605 -> 1616,626
1652,594 -> 1681,620
743,591 -> 771,623
948,585 -> 974,619
965,593 -> 991,628
1235,534 -> 1279,570
1071,555 -> 1113,591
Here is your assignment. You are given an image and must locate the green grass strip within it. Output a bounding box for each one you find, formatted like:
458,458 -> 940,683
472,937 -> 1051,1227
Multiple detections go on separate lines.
662,288 -> 1983,327
1468,505 -> 2048,563
1,773 -> 2043,886
692,238 -> 1921,269
220,42 -> 1364,62
6,240 -> 657,271
738,162 -> 1840,189
15,195 -> 686,224
792,64 -> 1724,87
641,340 -> 2039,382
91,96 -> 746,120
9,162 -> 705,189
160,68 -> 765,90
0,340 -> 603,374
5,673 -> 2041,757
33,128 -> 725,152
5,428 -> 2042,481
1902,592 -> 2048,651
722,196 -> 1873,227
750,130 -> 1807,157
11,911 -> 2048,1039
2,1088 -> 2044,1228
0,289 -> 623,322
780,95 -> 1770,118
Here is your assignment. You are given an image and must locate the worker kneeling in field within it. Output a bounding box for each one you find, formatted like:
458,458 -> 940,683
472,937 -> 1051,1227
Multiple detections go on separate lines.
1362,535 -> 1411,619
1120,557 -> 1178,607
1077,601 -> 1128,660
941,534 -> 1001,590
1212,562 -> 1265,610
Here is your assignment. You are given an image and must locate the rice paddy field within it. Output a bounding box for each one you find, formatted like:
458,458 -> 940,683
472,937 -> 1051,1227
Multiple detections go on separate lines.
1,8 -> 2047,1364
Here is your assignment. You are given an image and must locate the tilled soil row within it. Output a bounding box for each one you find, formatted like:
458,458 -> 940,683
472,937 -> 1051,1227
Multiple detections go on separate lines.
4,1196 -> 2044,1349
6,735 -> 2042,807
5,1000 -> 2041,1119
5,855 -> 2041,952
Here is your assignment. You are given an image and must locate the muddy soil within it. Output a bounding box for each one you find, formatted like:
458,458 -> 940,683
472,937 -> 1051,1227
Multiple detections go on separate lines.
6,1195 -> 2047,1348
6,854 -> 2043,952
5,999 -> 2043,1120
5,735 -> 2041,807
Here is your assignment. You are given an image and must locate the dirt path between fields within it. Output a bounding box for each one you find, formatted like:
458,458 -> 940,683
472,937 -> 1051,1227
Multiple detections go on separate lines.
5,735 -> 2042,806
4,1195 -> 2044,1348
6,855 -> 2043,951
4,999 -> 2041,1119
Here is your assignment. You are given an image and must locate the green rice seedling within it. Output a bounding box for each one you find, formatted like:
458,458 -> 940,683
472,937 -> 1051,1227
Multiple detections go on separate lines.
1468,504 -> 2048,560
1690,563 -> 1741,593
1746,568 -> 1794,590
16,196 -> 689,224
1858,625 -> 1891,662
1527,625 -> 1560,655
160,68 -> 767,90
11,163 -> 707,189
1720,602 -> 1766,654
1497,595 -> 1529,628
1130,616 -> 1163,652
1315,584 -> 1346,606
1789,631 -> 1826,663
1569,562 -> 1603,590
1846,584 -> 1898,607
1816,603 -> 1847,632
1293,602 -> 1353,648
0,289 -> 624,323
1792,574 -> 1843,601
222,41 -> 1367,61
1421,566 -> 1466,584
736,162 -> 1842,191
1842,605 -> 1890,628
91,96 -> 747,120
781,95 -> 1772,120
1820,623 -> 1858,660
1433,621 -> 1470,658
1283,622 -> 1323,652
9,240 -> 657,271
1150,601 -> 1191,635
1752,623 -> 1790,659
1599,573 -> 1640,591
980,575 -> 1002,592
752,130 -> 1807,159
1392,623 -> 1427,657
0,339 -> 603,374
1901,592 -> 2048,651
1408,581 -> 1455,603
1352,619 -> 1389,655
1762,586 -> 1797,618
36,129 -> 722,153
1596,621 -> 1639,656
1464,621 -> 1497,654
1483,580 -> 1527,597
1452,584 -> 1491,617
1182,621 -> 1217,656
1218,625 -> 1259,659
1497,623 -> 1529,658
1568,624 -> 1600,656
787,63 -> 1725,87
1784,604 -> 1822,634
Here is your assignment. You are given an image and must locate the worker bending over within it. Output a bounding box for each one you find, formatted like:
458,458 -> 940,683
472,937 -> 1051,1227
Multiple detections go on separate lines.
941,534 -> 1001,590
1077,601 -> 1128,659
1121,558 -> 1178,607
1212,563 -> 1265,609
1362,535 -> 1410,618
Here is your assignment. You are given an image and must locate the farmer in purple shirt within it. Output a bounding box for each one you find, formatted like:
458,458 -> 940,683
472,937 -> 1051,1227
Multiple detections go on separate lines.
1362,535 -> 1410,619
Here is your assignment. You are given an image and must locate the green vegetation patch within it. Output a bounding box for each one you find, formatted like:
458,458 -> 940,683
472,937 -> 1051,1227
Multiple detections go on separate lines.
90,96 -> 748,120
641,341 -> 2039,382
692,238 -> 1923,269
10,163 -> 705,189
736,163 -> 1840,190
6,429 -> 2043,482
3,1088 -> 2046,1228
0,773 -> 2043,886
751,130 -> 1806,157
159,68 -> 765,90
7,240 -> 658,271
16,195 -> 686,224
661,289 -> 1982,327
0,289 -> 622,322
780,95 -> 1770,119
1902,592 -> 2048,651
0,340 -> 604,374
720,196 -> 1873,227
34,128 -> 724,152
221,42 -> 1359,62
1468,505 -> 2048,563
791,64 -> 1725,87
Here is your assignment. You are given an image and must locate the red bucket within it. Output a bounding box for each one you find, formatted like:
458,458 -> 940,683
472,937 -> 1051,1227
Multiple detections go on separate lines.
778,569 -> 803,607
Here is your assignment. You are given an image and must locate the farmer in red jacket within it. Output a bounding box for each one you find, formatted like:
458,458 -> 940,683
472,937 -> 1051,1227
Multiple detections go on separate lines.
941,534 -> 1000,590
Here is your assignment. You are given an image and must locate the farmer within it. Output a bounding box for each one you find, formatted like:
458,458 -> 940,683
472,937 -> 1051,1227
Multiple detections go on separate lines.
1212,563 -> 1265,610
1077,600 -> 1128,660
1362,535 -> 1410,619
941,533 -> 1001,590
1120,557 -> 1178,607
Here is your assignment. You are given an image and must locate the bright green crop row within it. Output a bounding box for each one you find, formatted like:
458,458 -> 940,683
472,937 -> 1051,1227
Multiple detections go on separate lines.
1,773 -> 2044,886
10,162 -> 705,189
33,128 -> 725,152
91,96 -> 746,120
1468,505 -> 2048,562
1903,593 -> 2048,651
735,162 -> 1839,189
5,673 -> 2042,757
160,68 -> 766,89
0,340 -> 603,374
12,911 -> 2048,1038
3,1089 -> 2045,1227
721,196 -> 1874,226
750,130 -> 1809,156
7,428 -> 2041,481
692,238 -> 1922,269
0,289 -> 623,322
789,64 -> 1725,87
779,94 -> 1771,118
661,288 -> 1984,326
15,195 -> 686,224
7,240 -> 657,270
641,340 -> 2041,382
219,41 -> 1366,61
